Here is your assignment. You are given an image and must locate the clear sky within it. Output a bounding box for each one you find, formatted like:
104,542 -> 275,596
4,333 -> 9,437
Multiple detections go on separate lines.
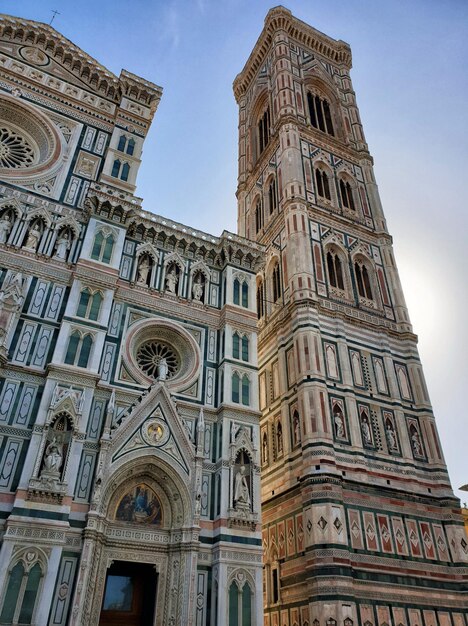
4,0 -> 467,501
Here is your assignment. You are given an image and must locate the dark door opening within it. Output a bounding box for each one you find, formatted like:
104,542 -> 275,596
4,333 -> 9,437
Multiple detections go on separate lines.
99,560 -> 157,626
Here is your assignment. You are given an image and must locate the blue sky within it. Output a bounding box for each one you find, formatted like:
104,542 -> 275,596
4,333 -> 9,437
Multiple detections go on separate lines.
4,0 -> 468,501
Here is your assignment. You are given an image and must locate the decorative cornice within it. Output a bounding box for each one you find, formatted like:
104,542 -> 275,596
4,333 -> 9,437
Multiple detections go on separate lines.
233,6 -> 352,101
0,14 -> 162,109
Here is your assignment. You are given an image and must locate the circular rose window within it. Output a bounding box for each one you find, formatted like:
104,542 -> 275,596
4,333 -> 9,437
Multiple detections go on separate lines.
122,318 -> 201,391
136,340 -> 180,380
0,93 -> 62,178
0,126 -> 37,168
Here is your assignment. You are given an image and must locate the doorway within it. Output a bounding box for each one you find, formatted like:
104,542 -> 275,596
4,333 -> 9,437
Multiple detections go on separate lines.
99,561 -> 157,626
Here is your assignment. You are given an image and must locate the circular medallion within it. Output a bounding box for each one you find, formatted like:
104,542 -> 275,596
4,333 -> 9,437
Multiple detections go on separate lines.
142,418 -> 169,447
19,46 -> 49,66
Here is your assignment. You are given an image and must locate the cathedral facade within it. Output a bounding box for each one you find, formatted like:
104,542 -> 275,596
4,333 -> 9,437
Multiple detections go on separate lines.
0,12 -> 263,626
234,7 -> 468,626
0,6 -> 466,626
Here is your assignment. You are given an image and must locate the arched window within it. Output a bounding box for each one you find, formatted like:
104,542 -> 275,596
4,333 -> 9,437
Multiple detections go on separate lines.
111,159 -> 121,178
315,168 -> 331,200
77,289 -> 102,321
242,281 -> 249,307
354,261 -> 373,300
241,375 -> 250,406
241,336 -> 249,361
121,162 -> 130,182
64,331 -> 93,368
307,92 -> 335,136
232,372 -> 240,404
229,581 -> 252,626
268,178 -> 277,214
126,138 -> 135,156
91,230 -> 115,264
0,559 -> 43,625
234,278 -> 249,307
256,281 -> 265,319
233,332 -> 240,359
233,279 -> 240,305
272,262 -> 281,303
255,199 -> 263,234
326,250 -> 345,291
258,106 -> 271,156
339,179 -> 355,210
117,135 -> 127,152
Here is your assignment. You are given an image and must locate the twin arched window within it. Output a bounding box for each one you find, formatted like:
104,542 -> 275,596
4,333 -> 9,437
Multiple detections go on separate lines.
111,159 -> 130,182
272,262 -> 281,303
258,106 -> 271,156
340,179 -> 355,211
315,168 -> 331,201
228,580 -> 252,626
233,278 -> 249,307
64,331 -> 93,368
233,332 -> 249,361
232,372 -> 250,406
307,92 -> 335,136
256,281 -> 265,320
268,178 -> 277,214
354,260 -> 373,300
326,250 -> 345,291
255,199 -> 263,234
0,558 -> 43,624
91,230 -> 115,264
117,134 -> 135,156
77,288 -> 102,321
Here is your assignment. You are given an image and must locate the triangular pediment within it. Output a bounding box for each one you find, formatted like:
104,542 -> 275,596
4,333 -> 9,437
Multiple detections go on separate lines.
136,242 -> 160,261
164,251 -> 185,269
109,383 -> 194,476
0,19 -> 120,101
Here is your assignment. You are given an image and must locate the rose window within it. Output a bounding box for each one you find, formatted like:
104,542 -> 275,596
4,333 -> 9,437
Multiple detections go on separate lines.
136,340 -> 180,379
0,127 -> 36,168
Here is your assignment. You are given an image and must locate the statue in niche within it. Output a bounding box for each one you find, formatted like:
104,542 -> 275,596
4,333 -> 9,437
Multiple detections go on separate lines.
165,265 -> 178,294
0,272 -> 25,350
192,273 -> 204,302
42,436 -> 63,474
24,221 -> 42,251
276,422 -> 283,454
53,230 -> 70,261
293,413 -> 301,444
262,433 -> 268,463
361,413 -> 372,445
333,406 -> 345,439
0,213 -> 12,244
385,420 -> 397,451
410,425 -> 423,457
136,255 -> 151,285
230,422 -> 239,443
234,465 -> 251,510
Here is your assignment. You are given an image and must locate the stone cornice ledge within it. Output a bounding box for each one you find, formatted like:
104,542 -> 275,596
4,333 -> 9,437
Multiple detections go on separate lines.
233,6 -> 352,101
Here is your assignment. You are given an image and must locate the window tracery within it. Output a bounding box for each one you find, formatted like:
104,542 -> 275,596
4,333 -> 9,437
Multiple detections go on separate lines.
0,125 -> 36,168
64,330 -> 93,368
307,92 -> 335,136
315,167 -> 331,201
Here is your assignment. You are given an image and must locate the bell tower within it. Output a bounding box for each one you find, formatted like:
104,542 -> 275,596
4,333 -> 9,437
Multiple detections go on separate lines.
234,7 -> 468,626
